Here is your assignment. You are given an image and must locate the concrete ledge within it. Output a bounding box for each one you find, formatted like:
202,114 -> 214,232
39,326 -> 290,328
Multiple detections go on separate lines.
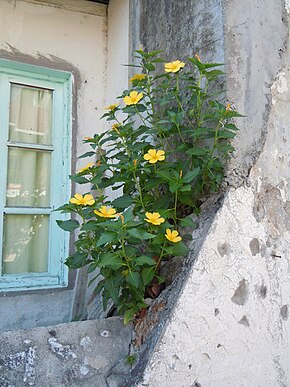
0,317 -> 132,387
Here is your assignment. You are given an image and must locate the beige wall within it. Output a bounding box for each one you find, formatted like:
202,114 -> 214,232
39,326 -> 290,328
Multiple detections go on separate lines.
0,0 -> 129,330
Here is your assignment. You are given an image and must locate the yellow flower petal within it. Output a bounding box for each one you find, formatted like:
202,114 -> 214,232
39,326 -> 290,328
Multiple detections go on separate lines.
130,73 -> 146,82
165,229 -> 182,243
78,162 -> 94,174
69,193 -> 95,206
94,206 -> 117,218
145,212 -> 165,225
143,149 -> 165,164
164,60 -> 185,73
104,103 -> 119,111
123,91 -> 143,106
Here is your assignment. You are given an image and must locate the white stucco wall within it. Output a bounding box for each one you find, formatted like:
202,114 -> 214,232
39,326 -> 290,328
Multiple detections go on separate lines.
137,0 -> 290,386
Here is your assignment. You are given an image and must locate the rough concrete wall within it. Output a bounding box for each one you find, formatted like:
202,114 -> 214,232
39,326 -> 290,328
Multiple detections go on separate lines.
0,317 -> 132,387
134,0 -> 290,386
138,0 -> 224,63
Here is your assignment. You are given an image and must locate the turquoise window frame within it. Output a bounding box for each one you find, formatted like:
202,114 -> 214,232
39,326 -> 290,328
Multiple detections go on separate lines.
0,59 -> 72,291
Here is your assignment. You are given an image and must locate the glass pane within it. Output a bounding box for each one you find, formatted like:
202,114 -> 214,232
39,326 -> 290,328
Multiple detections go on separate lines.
3,214 -> 49,274
6,148 -> 51,207
9,83 -> 52,146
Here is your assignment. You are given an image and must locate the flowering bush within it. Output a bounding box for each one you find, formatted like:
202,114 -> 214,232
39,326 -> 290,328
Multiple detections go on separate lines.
57,50 -> 240,323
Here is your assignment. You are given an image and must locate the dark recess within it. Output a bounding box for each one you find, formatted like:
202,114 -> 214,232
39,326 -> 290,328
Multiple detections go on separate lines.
88,0 -> 109,4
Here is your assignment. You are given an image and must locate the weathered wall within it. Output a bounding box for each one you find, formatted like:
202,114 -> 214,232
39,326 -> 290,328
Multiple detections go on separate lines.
134,0 -> 290,386
0,317 -> 132,387
0,0 -> 130,331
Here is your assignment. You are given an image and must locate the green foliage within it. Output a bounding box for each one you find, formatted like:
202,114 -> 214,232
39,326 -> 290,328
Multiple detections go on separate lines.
57,51 -> 240,323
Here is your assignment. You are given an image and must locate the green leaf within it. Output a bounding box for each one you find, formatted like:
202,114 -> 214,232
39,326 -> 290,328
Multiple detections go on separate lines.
217,130 -> 236,139
142,267 -> 155,286
127,228 -> 154,240
98,253 -> 124,269
144,62 -> 156,71
104,276 -> 120,305
69,174 -> 89,184
56,219 -> 79,232
156,170 -> 172,182
81,221 -> 100,231
186,147 -> 207,156
179,216 -> 197,228
124,309 -> 135,325
165,241 -> 189,256
135,255 -> 156,266
180,184 -> 192,192
169,180 -> 181,193
96,231 -> 118,247
65,252 -> 89,269
78,151 -> 95,159
183,168 -> 200,183
127,271 -> 140,288
111,195 -> 133,209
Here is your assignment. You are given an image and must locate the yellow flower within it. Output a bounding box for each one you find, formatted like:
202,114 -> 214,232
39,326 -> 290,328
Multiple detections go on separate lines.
164,60 -> 185,73
97,160 -> 101,167
226,103 -> 231,111
94,206 -> 117,218
78,162 -> 94,174
70,194 -> 95,206
130,73 -> 146,83
143,149 -> 165,164
105,103 -> 119,111
83,136 -> 93,141
165,229 -> 182,243
195,53 -> 201,62
133,159 -> 137,168
123,91 -> 143,105
145,212 -> 165,226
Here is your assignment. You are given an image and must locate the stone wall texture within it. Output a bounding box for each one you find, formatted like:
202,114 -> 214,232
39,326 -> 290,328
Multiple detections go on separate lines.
134,0 -> 290,386
0,317 -> 132,387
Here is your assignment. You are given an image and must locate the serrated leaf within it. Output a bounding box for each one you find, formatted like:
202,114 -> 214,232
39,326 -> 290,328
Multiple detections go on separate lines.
183,168 -> 200,183
56,219 -> 79,232
126,271 -> 140,288
111,195 -> 133,209
142,267 -> 155,286
169,180 -> 181,193
166,242 -> 189,256
127,228 -> 154,240
78,151 -> 95,159
69,174 -> 89,184
96,231 -> 118,247
65,252 -> 88,269
144,62 -> 155,71
98,253 -> 124,269
135,255 -> 156,266
81,221 -> 100,231
179,216 -> 197,228
186,147 -> 207,156
217,130 -> 236,139
124,309 -> 135,325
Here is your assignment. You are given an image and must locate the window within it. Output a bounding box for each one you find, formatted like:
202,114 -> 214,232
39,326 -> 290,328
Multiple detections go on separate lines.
0,60 -> 72,291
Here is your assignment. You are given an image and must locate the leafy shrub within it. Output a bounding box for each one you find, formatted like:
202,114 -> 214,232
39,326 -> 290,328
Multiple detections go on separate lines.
57,50 -> 240,323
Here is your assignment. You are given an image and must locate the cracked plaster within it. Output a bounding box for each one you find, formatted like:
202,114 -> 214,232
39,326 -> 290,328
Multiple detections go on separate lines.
134,0 -> 290,385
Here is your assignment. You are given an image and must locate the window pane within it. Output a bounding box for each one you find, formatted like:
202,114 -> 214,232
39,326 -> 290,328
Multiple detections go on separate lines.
3,214 -> 49,274
6,148 -> 51,207
9,83 -> 52,146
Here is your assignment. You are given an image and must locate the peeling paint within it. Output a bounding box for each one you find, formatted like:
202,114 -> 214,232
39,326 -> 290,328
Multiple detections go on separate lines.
48,337 -> 77,359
